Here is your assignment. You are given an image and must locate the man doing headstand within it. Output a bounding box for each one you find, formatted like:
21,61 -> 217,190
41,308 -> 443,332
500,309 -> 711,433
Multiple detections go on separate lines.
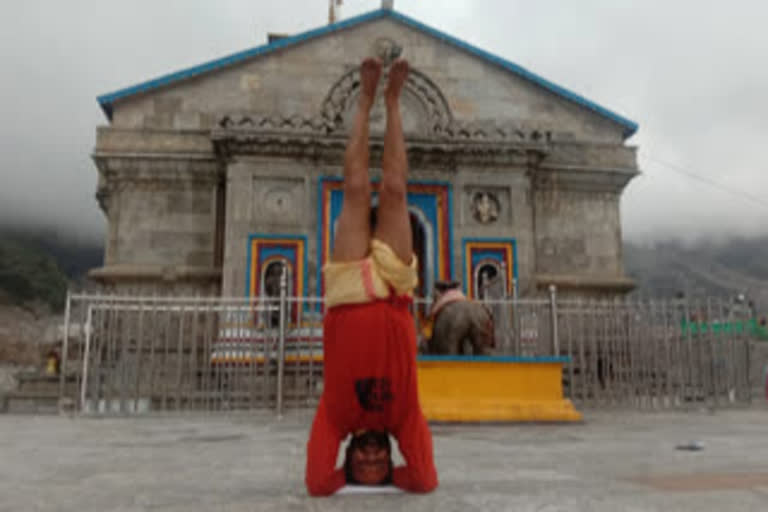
304,57 -> 438,496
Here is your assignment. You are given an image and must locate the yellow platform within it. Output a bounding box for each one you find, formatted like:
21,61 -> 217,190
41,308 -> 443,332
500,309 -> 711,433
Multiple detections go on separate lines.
416,356 -> 582,423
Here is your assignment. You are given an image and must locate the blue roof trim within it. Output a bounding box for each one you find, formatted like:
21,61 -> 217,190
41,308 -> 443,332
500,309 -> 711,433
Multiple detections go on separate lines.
418,355 -> 571,364
386,10 -> 638,137
97,8 -> 638,137
97,9 -> 389,119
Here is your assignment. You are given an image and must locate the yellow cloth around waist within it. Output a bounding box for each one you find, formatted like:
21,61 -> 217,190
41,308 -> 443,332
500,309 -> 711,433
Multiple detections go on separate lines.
323,239 -> 418,308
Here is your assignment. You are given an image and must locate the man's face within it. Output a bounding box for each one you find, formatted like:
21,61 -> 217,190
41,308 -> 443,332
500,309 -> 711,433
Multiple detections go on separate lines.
349,432 -> 391,485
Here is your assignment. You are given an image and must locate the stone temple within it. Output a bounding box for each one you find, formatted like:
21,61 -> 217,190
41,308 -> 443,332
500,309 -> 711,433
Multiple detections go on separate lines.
90,6 -> 639,302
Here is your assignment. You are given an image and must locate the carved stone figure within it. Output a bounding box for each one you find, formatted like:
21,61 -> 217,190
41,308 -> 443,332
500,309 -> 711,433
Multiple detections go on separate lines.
263,261 -> 286,328
471,192 -> 500,224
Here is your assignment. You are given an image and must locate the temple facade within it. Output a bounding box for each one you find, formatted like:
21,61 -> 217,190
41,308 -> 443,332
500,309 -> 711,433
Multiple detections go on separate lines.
91,7 -> 639,300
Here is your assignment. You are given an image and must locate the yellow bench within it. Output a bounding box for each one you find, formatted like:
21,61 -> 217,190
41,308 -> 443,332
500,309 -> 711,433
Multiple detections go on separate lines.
416,356 -> 582,423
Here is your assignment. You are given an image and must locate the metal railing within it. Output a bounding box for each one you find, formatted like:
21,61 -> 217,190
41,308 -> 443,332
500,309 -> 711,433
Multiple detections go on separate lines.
555,297 -> 753,409
59,283 -> 756,416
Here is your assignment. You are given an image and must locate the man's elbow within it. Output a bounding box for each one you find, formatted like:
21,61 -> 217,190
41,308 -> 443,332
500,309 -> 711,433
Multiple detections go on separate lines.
412,475 -> 438,494
413,464 -> 439,493
394,466 -> 439,493
305,472 -> 331,497
306,479 -> 334,497
306,472 -> 345,497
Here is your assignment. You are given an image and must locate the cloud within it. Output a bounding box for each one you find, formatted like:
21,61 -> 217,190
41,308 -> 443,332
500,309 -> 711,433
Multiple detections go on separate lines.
1,0 -> 766,244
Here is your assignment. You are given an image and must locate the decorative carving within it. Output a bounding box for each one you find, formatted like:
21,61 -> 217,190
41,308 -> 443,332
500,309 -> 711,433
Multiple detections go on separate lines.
213,130 -> 542,168
217,66 -> 560,148
319,66 -> 453,135
95,185 -> 112,213
219,113 -> 332,134
213,68 -> 559,166
217,113 -> 555,148
264,187 -> 293,216
93,157 -> 221,188
531,167 -> 634,194
436,120 -> 554,144
471,191 -> 500,224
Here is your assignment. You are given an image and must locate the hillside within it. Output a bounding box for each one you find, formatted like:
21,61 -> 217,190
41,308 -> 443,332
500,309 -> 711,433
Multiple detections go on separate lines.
0,228 -> 102,365
624,236 -> 768,310
0,228 -> 102,312
0,224 -> 765,310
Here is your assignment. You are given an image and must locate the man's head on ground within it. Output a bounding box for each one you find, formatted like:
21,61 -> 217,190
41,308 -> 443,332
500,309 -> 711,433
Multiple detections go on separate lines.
344,430 -> 393,485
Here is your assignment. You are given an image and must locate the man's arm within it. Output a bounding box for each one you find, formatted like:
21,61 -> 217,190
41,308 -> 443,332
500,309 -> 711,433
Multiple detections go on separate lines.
392,408 -> 439,493
305,399 -> 346,496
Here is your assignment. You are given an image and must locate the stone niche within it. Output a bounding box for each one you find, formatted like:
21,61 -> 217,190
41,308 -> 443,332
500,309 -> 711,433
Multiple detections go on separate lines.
328,65 -> 454,138
253,177 -> 306,226
463,186 -> 511,226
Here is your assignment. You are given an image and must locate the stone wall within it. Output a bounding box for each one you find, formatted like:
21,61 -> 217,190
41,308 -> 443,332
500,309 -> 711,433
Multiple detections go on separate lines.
93,14 -> 638,297
452,165 -> 535,293
534,189 -> 623,276
91,149 -> 224,295
221,158 -> 317,297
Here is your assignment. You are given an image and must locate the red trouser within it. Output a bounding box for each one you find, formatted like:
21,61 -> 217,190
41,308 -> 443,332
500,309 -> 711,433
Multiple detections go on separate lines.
305,297 -> 438,496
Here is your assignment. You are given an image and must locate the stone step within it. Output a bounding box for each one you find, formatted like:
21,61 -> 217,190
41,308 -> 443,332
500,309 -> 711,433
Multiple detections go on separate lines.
1,391 -> 61,415
17,381 -> 78,395
16,372 -> 79,394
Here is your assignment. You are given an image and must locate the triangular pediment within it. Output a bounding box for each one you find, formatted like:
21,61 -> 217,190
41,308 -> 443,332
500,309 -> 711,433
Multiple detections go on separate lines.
100,9 -> 636,143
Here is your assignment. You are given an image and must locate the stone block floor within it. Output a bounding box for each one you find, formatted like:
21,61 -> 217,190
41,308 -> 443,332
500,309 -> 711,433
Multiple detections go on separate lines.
2,408 -> 768,511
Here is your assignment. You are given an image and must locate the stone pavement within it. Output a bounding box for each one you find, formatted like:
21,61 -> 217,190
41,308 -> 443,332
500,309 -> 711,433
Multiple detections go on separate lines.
1,408 -> 768,511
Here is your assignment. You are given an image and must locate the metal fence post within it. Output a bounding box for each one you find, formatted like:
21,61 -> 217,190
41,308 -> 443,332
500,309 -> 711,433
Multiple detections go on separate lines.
276,268 -> 288,417
79,305 -> 93,413
549,285 -> 559,356
58,290 -> 72,406
745,336 -> 752,405
512,278 -> 520,355
682,299 -> 694,407
499,262 -> 509,351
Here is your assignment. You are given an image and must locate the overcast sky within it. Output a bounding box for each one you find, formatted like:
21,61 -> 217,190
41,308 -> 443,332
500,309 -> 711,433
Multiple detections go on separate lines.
1,0 -> 766,245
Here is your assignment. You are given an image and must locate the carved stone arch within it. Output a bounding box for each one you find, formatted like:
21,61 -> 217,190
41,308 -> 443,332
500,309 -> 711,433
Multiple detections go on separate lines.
320,66 -> 453,137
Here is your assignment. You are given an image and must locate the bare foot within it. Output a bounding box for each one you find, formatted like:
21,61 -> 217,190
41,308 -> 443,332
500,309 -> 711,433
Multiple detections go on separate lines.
359,57 -> 382,110
385,58 -> 409,104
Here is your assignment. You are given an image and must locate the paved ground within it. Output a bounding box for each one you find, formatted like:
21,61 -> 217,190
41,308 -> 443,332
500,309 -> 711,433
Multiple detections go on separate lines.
2,408 -> 768,511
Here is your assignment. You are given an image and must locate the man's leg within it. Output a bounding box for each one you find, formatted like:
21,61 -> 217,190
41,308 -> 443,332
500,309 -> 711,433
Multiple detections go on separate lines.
331,58 -> 382,262
374,59 -> 412,264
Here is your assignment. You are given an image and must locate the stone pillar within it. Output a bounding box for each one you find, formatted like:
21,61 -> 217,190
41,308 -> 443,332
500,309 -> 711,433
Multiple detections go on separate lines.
221,160 -> 253,298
